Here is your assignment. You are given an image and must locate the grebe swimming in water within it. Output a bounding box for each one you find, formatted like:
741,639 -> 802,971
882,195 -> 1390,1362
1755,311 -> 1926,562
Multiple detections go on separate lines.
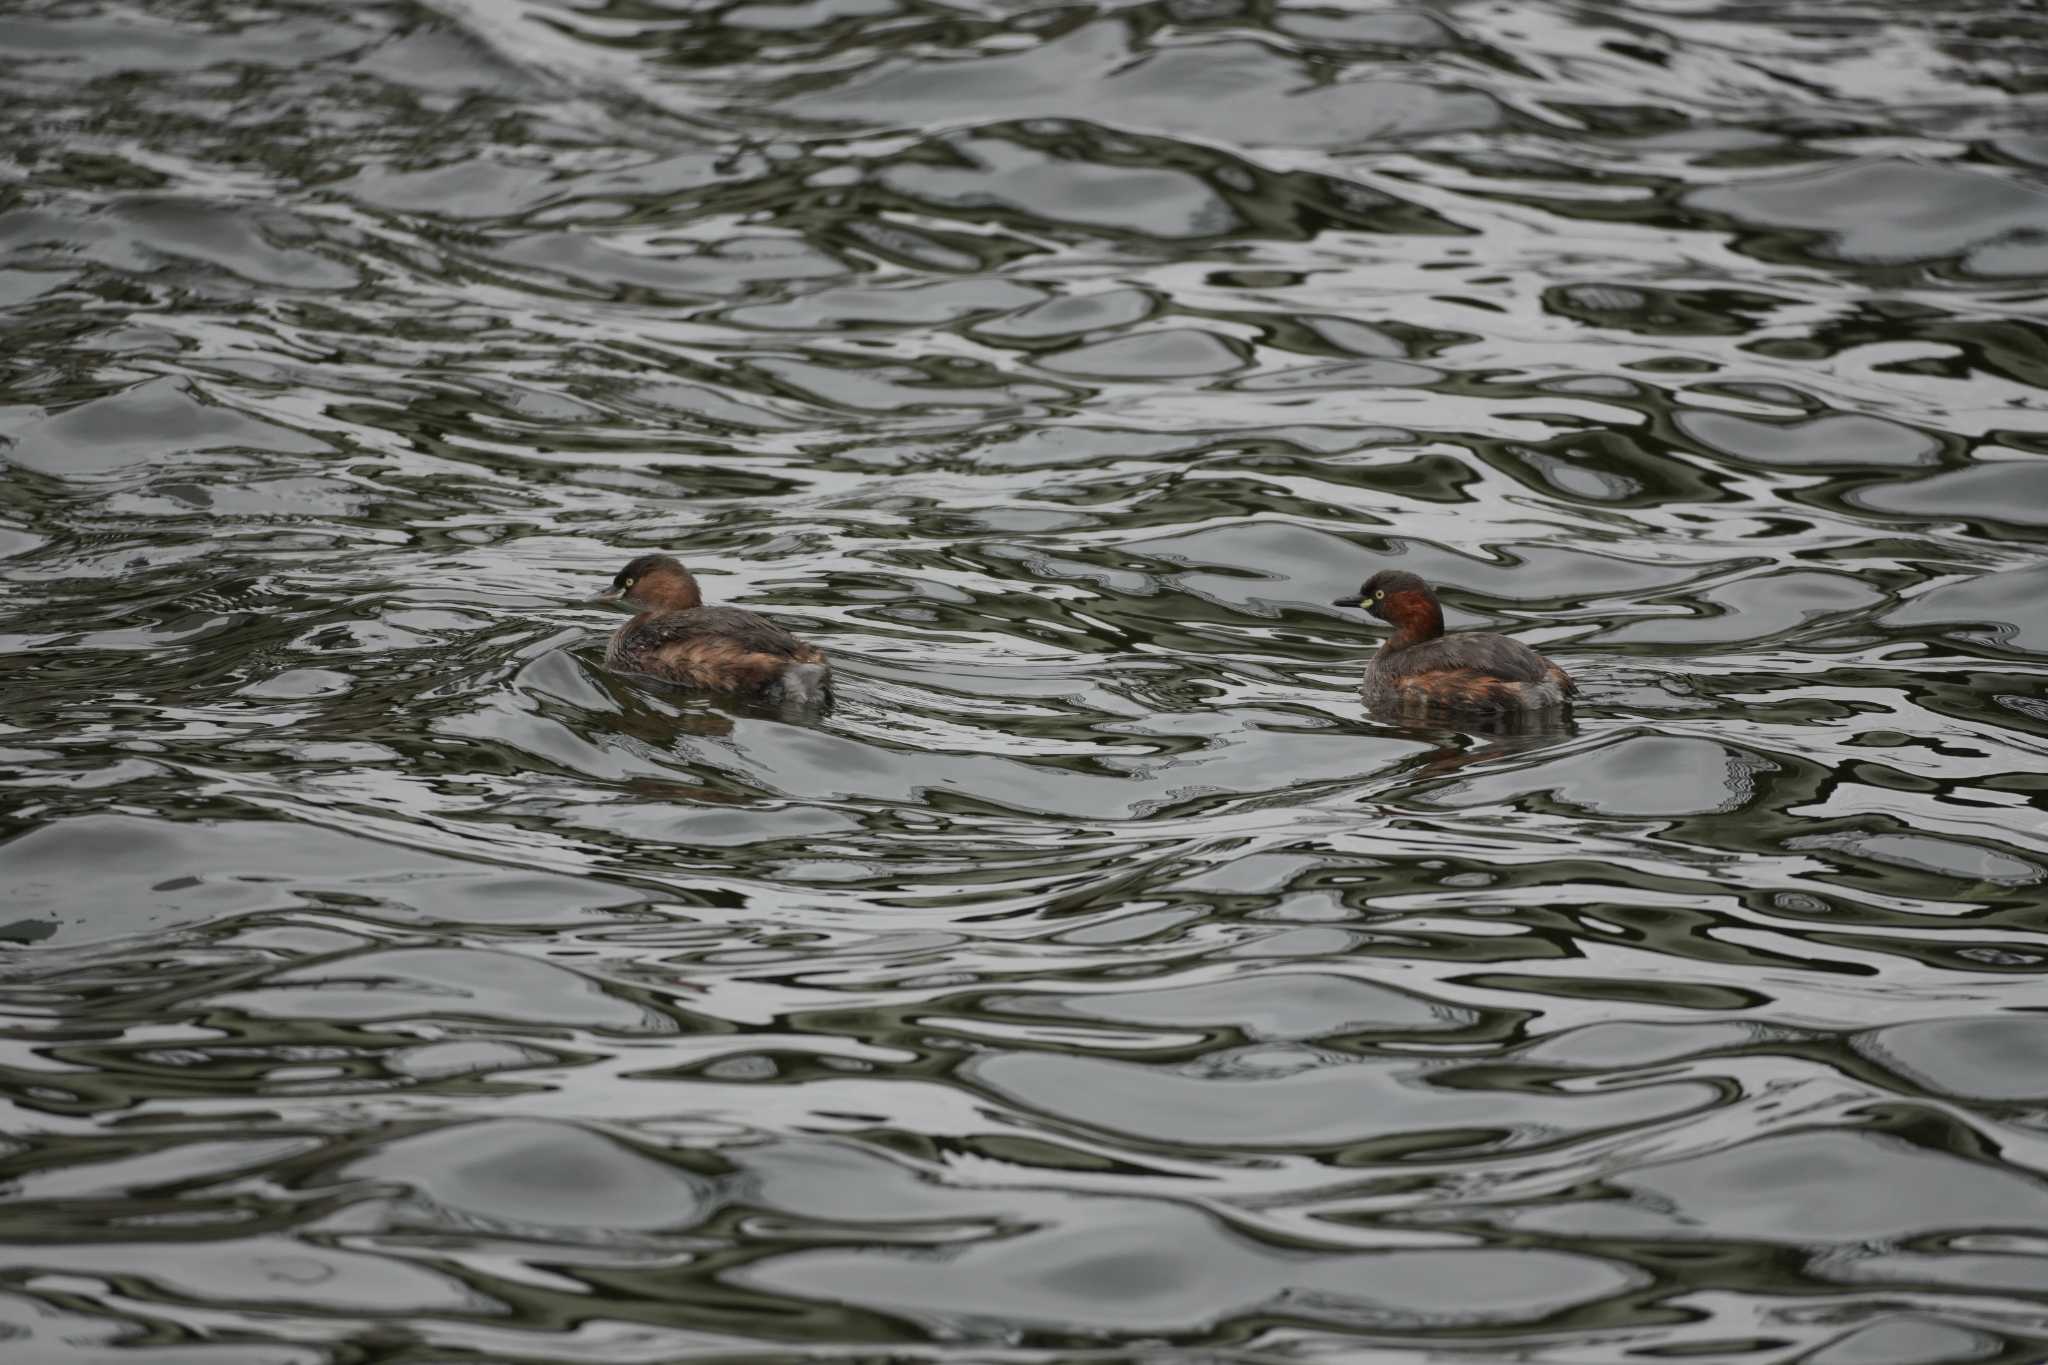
1331,570 -> 1574,715
599,554 -> 830,707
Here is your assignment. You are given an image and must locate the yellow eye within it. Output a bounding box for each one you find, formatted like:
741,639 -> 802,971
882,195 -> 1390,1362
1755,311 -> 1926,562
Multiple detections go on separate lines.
1372,590 -> 1383,601
623,578 -> 636,589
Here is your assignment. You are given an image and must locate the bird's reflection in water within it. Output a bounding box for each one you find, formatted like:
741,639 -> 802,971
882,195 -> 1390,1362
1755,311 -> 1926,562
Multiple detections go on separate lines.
587,650 -> 833,744
589,686 -> 740,746
1366,698 -> 1580,781
621,777 -> 752,804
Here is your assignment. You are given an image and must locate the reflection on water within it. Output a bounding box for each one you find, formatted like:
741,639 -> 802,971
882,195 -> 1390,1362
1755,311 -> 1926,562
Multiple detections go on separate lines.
3,0 -> 2048,1357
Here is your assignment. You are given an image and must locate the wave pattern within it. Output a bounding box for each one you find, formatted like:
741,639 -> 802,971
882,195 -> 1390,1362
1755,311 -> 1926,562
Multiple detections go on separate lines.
3,0 -> 2048,1358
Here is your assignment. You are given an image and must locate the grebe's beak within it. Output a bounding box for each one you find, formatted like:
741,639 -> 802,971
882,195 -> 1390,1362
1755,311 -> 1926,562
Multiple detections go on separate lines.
593,585 -> 626,604
1331,594 -> 1364,608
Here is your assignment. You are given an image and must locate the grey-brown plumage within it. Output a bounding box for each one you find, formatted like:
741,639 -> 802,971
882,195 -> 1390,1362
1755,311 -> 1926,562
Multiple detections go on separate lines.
600,555 -> 830,707
1332,569 -> 1574,715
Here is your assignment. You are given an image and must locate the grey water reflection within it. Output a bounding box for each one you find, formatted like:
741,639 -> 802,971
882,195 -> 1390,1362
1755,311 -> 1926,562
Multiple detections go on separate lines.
3,0 -> 2048,1359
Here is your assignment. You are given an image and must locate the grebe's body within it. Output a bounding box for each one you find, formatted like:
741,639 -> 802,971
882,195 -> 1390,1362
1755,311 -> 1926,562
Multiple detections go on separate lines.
601,555 -> 830,707
1332,570 -> 1573,715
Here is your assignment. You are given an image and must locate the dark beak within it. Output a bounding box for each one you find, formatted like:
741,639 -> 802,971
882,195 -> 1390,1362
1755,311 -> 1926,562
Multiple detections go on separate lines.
593,586 -> 625,604
1331,595 -> 1364,608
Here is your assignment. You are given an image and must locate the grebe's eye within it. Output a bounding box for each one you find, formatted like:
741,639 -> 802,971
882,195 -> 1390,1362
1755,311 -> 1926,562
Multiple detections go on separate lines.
622,577 -> 636,589
1372,590 -> 1383,601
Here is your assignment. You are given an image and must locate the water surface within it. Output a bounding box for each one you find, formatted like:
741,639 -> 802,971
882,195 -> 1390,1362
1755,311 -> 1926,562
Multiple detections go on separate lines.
4,0 -> 2048,1359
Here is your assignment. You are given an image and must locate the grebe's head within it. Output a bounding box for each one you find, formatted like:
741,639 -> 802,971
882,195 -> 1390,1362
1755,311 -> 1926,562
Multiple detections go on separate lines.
599,554 -> 702,612
1331,569 -> 1443,637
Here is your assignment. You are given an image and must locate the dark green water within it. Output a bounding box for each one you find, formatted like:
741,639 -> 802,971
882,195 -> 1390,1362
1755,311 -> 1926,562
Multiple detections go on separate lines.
4,0 -> 2048,1360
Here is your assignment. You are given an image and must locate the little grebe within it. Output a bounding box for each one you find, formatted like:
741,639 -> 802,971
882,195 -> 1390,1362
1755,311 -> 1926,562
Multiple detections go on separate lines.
1331,570 -> 1574,714
599,554 -> 831,706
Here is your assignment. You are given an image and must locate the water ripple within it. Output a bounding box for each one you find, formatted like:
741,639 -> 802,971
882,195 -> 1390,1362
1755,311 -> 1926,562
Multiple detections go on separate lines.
3,0 -> 2048,1357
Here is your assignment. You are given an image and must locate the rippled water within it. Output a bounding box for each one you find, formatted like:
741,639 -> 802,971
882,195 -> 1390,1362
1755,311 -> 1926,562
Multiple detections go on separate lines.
5,0 -> 2048,1358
